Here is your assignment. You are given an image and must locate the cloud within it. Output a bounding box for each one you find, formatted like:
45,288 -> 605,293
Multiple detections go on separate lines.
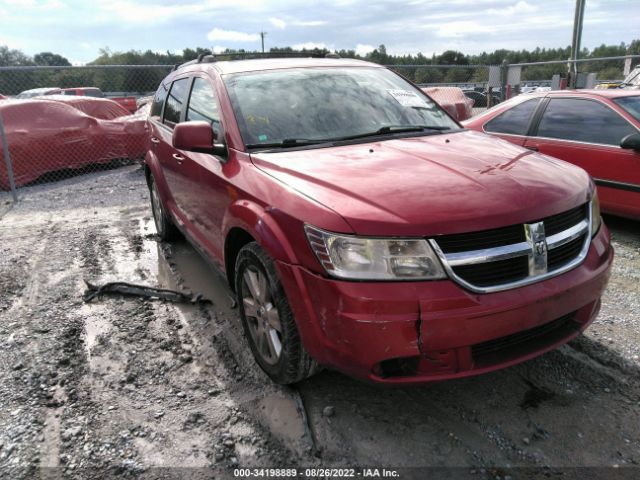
487,1 -> 537,16
206,28 -> 260,42
212,45 -> 226,53
269,17 -> 286,29
292,42 -> 329,50
355,43 -> 375,56
431,20 -> 493,38
293,20 -> 326,27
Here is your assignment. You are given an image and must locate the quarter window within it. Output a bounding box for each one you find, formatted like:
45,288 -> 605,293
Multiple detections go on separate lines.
484,98 -> 540,136
536,98 -> 637,146
186,78 -> 222,132
163,78 -> 190,128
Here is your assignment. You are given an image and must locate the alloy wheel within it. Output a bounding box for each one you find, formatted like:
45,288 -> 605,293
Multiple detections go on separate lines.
241,266 -> 283,365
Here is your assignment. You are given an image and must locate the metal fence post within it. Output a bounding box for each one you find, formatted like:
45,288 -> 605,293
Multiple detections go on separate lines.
500,60 -> 508,102
0,112 -> 18,202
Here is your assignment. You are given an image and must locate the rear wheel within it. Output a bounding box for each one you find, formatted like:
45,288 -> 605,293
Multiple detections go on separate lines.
149,174 -> 180,241
235,242 -> 317,384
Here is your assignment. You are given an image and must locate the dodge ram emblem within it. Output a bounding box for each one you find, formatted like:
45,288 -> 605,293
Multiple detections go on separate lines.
525,222 -> 548,276
534,240 -> 547,256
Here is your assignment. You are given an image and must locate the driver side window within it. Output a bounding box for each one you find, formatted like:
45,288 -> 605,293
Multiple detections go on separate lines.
163,77 -> 190,129
186,77 -> 222,132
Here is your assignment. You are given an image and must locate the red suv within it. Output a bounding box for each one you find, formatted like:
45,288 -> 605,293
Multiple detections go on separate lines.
145,56 -> 613,385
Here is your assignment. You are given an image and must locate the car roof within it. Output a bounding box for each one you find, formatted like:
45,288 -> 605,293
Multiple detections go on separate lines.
178,57 -> 378,75
20,87 -> 60,93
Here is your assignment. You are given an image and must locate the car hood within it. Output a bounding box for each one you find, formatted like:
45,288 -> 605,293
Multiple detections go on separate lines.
250,130 -> 592,236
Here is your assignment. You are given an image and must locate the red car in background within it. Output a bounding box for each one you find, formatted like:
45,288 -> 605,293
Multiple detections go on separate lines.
16,86 -> 138,113
57,87 -> 138,113
464,90 -> 640,220
145,56 -> 612,385
0,97 -> 147,188
422,86 -> 474,121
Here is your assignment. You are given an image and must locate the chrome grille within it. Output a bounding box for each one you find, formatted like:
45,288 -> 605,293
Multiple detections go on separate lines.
431,203 -> 591,293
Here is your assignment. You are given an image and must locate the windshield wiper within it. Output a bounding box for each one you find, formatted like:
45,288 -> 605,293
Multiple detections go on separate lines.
330,125 -> 451,142
245,125 -> 452,150
245,138 -> 328,149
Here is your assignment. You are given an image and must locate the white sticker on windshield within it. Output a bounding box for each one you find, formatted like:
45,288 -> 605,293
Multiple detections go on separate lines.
387,89 -> 428,108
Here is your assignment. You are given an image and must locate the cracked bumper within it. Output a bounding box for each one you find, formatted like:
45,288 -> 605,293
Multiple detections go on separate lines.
275,225 -> 613,384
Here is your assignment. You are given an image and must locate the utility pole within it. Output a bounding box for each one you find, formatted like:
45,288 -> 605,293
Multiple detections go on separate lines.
569,0 -> 586,88
259,31 -> 267,53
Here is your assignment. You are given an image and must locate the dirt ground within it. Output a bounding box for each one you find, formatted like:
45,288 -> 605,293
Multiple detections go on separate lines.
1,166 -> 639,480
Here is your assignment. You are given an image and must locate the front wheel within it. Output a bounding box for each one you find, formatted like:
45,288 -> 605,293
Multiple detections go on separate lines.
235,242 -> 317,384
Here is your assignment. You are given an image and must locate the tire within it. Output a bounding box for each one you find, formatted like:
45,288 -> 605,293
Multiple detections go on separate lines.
148,174 -> 180,241
235,242 -> 318,384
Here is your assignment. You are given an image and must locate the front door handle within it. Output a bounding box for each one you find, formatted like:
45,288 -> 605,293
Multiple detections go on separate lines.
525,145 -> 539,152
172,153 -> 185,163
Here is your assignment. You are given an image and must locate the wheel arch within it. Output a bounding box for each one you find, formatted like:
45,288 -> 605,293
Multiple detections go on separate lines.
223,201 -> 299,291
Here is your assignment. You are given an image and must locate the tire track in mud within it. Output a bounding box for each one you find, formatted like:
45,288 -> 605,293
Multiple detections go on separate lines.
1,178 -> 311,479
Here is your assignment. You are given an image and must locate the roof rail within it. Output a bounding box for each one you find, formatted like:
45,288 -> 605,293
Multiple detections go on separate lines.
171,51 -> 342,71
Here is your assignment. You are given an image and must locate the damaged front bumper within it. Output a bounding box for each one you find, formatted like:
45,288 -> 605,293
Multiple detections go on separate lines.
275,224 -> 613,385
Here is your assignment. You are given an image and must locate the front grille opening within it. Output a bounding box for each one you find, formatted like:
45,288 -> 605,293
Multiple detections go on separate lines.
434,203 -> 589,290
472,312 -> 579,367
435,224 -> 525,253
548,234 -> 586,271
452,256 -> 529,287
540,204 -> 588,237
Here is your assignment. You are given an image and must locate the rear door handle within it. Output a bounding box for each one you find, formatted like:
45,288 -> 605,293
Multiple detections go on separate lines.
172,153 -> 185,163
525,145 -> 539,152
150,137 -> 160,145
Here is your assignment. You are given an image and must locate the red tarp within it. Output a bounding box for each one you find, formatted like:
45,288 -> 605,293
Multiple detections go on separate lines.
0,97 -> 148,189
422,87 -> 474,122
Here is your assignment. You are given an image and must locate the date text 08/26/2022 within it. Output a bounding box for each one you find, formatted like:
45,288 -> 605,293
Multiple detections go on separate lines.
233,468 -> 400,478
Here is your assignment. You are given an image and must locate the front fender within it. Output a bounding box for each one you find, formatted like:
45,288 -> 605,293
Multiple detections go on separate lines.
222,200 -> 299,265
144,150 -> 173,210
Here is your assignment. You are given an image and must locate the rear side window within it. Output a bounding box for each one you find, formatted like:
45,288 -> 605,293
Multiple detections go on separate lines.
186,78 -> 222,131
163,78 -> 190,128
63,90 -> 77,96
537,98 -> 637,146
484,98 -> 540,136
150,83 -> 168,121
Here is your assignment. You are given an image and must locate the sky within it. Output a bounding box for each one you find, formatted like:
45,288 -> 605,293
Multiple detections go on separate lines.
0,0 -> 638,65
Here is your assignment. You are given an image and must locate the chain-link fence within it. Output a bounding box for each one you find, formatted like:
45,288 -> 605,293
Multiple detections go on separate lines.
0,65 -> 173,199
505,55 -> 640,96
2,57 -> 638,203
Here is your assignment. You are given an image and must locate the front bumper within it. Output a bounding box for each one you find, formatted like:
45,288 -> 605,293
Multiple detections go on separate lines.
276,224 -> 613,384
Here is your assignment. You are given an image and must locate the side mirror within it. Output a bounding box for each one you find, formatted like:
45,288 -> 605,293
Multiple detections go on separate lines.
172,121 -> 227,157
620,132 -> 640,150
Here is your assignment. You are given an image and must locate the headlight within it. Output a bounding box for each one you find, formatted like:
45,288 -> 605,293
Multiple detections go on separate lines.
590,192 -> 601,237
304,225 -> 446,280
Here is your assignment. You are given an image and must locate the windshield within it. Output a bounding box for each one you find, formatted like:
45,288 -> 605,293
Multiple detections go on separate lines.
614,96 -> 640,122
223,67 -> 460,148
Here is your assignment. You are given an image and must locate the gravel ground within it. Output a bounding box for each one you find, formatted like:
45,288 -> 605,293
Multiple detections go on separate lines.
0,166 -> 639,479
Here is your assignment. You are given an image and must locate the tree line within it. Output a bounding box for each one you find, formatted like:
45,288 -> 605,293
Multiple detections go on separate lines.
1,41 -> 638,95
